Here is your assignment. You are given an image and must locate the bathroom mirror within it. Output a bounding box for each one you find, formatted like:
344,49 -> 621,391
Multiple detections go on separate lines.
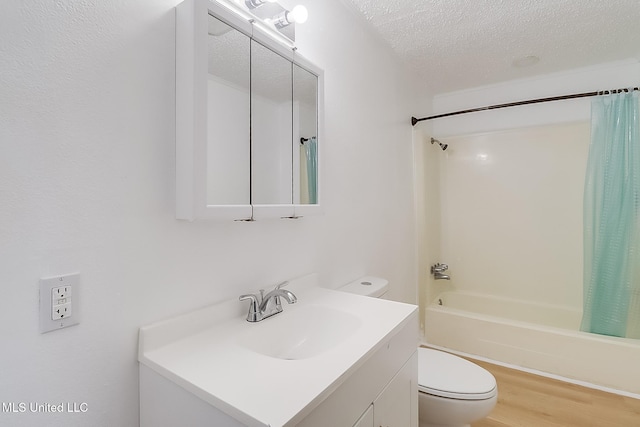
251,39 -> 293,205
176,0 -> 322,220
294,63 -> 318,204
206,14 -> 250,206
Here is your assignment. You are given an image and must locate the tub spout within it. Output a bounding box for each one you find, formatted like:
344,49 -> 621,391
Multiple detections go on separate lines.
431,263 -> 451,280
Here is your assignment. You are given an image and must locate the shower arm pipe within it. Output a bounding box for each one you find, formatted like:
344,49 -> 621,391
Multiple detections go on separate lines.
411,86 -> 639,126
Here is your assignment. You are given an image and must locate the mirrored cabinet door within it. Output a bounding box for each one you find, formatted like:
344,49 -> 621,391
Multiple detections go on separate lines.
206,15 -> 250,206
294,64 -> 318,205
250,40 -> 293,206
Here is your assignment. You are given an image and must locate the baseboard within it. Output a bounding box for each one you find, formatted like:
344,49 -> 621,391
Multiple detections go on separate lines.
420,342 -> 640,400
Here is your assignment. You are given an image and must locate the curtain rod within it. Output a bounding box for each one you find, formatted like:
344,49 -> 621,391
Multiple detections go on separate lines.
411,86 -> 640,126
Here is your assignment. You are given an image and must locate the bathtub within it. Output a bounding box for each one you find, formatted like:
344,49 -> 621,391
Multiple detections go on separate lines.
424,290 -> 640,395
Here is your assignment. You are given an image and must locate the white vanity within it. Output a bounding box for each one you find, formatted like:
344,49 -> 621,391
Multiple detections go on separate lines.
138,274 -> 418,426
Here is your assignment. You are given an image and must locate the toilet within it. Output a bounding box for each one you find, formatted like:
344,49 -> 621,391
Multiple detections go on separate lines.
338,277 -> 497,427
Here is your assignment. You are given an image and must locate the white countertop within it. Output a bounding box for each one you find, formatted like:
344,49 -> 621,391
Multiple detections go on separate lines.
138,274 -> 418,427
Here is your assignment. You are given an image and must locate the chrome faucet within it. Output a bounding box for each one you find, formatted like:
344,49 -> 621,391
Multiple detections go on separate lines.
239,281 -> 297,322
431,263 -> 451,280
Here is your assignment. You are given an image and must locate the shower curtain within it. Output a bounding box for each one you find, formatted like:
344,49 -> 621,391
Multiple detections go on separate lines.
303,137 -> 318,204
581,90 -> 640,339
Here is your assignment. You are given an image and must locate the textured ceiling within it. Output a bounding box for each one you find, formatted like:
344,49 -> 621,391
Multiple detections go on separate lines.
343,0 -> 640,94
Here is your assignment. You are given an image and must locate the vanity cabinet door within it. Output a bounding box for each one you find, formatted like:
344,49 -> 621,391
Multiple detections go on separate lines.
353,404 -> 374,427
373,354 -> 416,427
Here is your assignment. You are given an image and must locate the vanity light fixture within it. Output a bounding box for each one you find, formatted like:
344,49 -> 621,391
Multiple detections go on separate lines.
272,5 -> 308,28
223,0 -> 307,42
245,0 -> 277,9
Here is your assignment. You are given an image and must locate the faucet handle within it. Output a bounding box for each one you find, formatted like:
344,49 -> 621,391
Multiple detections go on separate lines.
270,281 -> 290,311
274,280 -> 289,290
239,294 -> 260,322
239,293 -> 258,302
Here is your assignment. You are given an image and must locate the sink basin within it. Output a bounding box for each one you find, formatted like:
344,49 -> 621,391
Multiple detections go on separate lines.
237,305 -> 363,360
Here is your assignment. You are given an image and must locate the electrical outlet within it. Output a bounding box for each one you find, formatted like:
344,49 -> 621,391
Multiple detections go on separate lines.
52,285 -> 71,303
52,302 -> 72,320
40,273 -> 80,333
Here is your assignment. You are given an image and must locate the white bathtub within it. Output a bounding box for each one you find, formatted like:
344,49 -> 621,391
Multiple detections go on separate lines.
424,290 -> 640,395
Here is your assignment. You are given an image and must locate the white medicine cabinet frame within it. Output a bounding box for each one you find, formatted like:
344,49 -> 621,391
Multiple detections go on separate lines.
176,0 -> 324,221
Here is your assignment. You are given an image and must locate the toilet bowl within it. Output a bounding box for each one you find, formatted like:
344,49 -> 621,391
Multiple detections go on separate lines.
338,277 -> 497,427
417,347 -> 497,427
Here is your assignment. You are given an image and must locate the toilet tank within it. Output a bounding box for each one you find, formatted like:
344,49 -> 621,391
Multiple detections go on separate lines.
338,276 -> 389,299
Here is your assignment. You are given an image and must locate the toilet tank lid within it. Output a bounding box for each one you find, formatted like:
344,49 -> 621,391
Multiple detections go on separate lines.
338,276 -> 389,298
418,348 -> 497,400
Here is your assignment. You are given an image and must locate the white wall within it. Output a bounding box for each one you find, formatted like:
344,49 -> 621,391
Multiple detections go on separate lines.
0,1 -> 423,426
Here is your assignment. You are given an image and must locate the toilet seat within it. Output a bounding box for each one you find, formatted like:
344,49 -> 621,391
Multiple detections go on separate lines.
418,348 -> 497,401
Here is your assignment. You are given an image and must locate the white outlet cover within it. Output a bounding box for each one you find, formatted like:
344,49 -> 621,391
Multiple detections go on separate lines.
40,273 -> 80,333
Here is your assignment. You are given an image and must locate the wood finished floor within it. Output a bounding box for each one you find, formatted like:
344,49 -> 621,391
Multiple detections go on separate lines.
466,358 -> 640,427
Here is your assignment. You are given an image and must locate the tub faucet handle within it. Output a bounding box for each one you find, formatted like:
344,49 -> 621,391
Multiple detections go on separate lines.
431,263 -> 449,274
431,263 -> 451,280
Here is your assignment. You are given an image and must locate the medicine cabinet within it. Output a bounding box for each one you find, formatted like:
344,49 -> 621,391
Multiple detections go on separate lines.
176,0 -> 323,221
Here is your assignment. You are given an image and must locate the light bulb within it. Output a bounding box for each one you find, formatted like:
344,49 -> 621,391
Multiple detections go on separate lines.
287,5 -> 308,24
